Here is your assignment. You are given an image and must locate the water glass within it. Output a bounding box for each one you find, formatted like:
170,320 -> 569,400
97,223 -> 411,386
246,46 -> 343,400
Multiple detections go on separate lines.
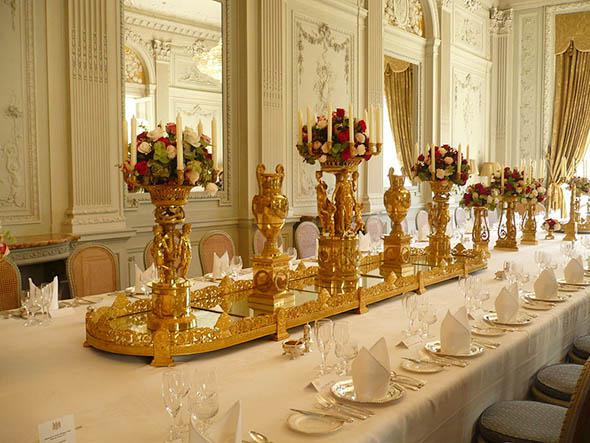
162,370 -> 186,442
402,292 -> 418,337
20,291 -> 35,327
229,255 -> 243,279
336,341 -> 358,376
314,319 -> 334,375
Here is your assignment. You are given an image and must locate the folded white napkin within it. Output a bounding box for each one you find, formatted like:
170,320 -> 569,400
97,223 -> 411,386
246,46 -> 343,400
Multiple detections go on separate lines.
495,285 -> 520,322
417,223 -> 430,241
351,337 -> 390,402
190,400 -> 242,443
440,307 -> 471,355
29,276 -> 59,312
212,251 -> 230,279
534,268 -> 558,299
134,264 -> 157,292
358,232 -> 371,251
564,258 -> 585,284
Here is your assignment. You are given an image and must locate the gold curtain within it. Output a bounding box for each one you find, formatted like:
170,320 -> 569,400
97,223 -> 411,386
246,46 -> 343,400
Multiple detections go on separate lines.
548,41 -> 590,212
384,57 -> 415,177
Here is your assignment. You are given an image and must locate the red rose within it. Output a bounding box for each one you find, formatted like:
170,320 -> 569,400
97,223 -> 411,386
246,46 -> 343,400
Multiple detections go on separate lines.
463,193 -> 472,201
357,120 -> 367,132
417,154 -> 425,162
337,129 -> 349,143
336,108 -> 345,118
0,242 -> 7,256
137,131 -> 148,142
165,123 -> 176,135
460,172 -> 468,182
363,152 -> 372,161
512,171 -> 520,179
135,160 -> 149,175
341,147 -> 351,160
158,137 -> 171,145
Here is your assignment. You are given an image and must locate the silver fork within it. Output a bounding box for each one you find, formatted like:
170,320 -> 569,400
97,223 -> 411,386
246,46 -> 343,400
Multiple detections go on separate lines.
317,393 -> 375,416
316,395 -> 368,419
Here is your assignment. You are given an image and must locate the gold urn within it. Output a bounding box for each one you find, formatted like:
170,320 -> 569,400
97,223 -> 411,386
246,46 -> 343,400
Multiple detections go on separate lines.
564,184 -> 579,241
381,168 -> 412,277
249,164 -> 292,311
427,180 -> 453,266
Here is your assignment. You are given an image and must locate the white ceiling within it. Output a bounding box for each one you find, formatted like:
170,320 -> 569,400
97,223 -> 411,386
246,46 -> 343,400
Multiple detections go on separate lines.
125,0 -> 221,27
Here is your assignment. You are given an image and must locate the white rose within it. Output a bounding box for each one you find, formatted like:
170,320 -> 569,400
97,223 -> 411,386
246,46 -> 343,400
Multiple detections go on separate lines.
166,145 -> 177,159
444,157 -> 453,165
487,195 -> 493,204
316,116 -> 328,129
472,192 -> 479,199
355,133 -> 366,143
436,168 -> 445,179
185,169 -> 200,185
531,190 -> 538,197
491,188 -> 500,197
319,154 -> 327,163
357,144 -> 366,156
539,187 -> 546,193
138,141 -> 152,154
205,182 -> 219,196
183,127 -> 199,146
147,126 -> 164,141
439,148 -> 447,156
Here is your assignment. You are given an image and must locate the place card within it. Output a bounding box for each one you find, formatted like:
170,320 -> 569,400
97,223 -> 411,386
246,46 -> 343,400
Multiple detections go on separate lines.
38,415 -> 76,443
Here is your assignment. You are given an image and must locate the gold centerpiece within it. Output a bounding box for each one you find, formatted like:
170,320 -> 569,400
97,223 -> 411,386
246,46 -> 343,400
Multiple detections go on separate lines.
296,106 -> 381,293
459,182 -> 497,260
249,164 -> 291,311
491,167 -> 525,251
427,180 -> 453,265
521,202 -> 539,244
472,207 -> 491,258
564,182 -> 579,241
381,168 -> 412,277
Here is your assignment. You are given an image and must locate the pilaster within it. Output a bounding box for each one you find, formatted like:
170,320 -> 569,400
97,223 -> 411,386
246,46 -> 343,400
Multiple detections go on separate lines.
438,0 -> 453,142
153,39 -> 171,124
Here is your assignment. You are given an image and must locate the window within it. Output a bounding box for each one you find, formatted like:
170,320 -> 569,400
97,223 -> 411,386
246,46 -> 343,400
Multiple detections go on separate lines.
382,97 -> 403,185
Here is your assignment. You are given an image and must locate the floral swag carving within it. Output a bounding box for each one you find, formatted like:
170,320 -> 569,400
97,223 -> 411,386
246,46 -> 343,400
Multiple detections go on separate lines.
384,0 -> 425,37
490,7 -> 513,35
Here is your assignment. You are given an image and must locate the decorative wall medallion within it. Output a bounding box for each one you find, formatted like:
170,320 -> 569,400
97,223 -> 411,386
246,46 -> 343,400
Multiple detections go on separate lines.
124,47 -> 146,84
490,7 -> 513,35
384,0 -> 424,37
518,14 -> 538,160
453,72 -> 483,143
179,66 -> 220,87
457,17 -> 480,47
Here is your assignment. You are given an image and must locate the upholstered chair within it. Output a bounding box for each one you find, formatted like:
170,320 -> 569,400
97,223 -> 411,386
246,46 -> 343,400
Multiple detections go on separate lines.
365,215 -> 385,239
0,257 -> 22,310
198,231 -> 235,275
252,229 -> 284,256
294,221 -> 320,259
143,239 -> 154,269
569,336 -> 590,364
477,358 -> 590,443
67,244 -> 118,298
532,363 -> 584,407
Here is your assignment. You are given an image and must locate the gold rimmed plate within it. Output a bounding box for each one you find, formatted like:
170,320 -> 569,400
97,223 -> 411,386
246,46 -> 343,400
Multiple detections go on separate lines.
527,293 -> 568,303
522,302 -> 552,311
558,285 -> 581,293
483,312 -> 532,326
471,326 -> 505,337
557,279 -> 590,287
400,359 -> 444,374
424,340 -> 485,358
330,377 -> 404,404
287,412 -> 344,435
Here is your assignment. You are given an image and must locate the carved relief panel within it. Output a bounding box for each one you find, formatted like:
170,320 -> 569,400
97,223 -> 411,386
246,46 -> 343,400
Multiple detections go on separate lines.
452,68 -> 486,160
384,0 -> 425,37
453,8 -> 485,56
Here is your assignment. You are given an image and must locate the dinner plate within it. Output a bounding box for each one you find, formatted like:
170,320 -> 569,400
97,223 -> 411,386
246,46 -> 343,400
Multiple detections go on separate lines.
522,302 -> 552,311
558,285 -> 581,292
424,340 -> 485,358
471,327 -> 505,337
287,412 -> 343,435
483,312 -> 533,326
330,378 -> 404,404
526,293 -> 568,303
400,359 -> 443,374
557,279 -> 590,287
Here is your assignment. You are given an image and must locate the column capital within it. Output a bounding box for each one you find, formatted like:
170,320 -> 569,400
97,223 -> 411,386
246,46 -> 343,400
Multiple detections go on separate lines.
490,7 -> 513,35
152,39 -> 171,62
438,0 -> 453,12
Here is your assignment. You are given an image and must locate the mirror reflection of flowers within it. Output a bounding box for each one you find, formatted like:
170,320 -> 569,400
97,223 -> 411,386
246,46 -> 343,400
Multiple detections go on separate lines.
490,167 -> 525,197
296,108 -> 372,165
569,177 -> 590,195
542,218 -> 561,231
460,183 -> 499,210
121,121 -> 217,194
411,145 -> 469,185
520,179 -> 547,204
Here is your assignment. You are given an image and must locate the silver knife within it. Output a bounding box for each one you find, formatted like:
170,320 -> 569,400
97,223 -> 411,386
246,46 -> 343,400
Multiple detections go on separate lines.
290,408 -> 350,423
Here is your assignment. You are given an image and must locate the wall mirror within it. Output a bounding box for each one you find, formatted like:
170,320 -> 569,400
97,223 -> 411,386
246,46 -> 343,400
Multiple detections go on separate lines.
122,0 -> 229,201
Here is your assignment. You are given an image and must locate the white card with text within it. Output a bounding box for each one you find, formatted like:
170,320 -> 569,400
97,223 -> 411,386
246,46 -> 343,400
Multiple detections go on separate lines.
38,415 -> 76,443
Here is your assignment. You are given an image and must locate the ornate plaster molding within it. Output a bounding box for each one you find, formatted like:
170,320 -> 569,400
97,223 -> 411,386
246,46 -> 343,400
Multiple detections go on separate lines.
437,0 -> 452,11
384,0 -> 424,37
518,14 -> 538,160
463,0 -> 480,13
152,39 -> 171,62
490,7 -> 513,35
124,12 -> 220,41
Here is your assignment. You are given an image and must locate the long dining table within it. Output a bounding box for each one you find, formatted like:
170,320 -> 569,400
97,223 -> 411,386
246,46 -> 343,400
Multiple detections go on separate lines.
1,235 -> 589,443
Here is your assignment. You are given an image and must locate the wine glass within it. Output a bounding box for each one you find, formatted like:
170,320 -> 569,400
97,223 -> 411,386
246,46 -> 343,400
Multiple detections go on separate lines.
333,321 -> 350,374
20,291 -> 34,327
337,341 -> 358,376
422,306 -> 438,338
402,292 -> 418,337
314,319 -> 334,375
534,250 -> 545,274
229,255 -> 243,279
287,247 -> 298,268
40,284 -> 53,324
162,370 -> 185,442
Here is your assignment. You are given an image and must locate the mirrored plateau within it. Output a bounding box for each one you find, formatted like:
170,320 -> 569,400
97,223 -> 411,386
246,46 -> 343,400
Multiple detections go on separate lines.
84,250 -> 486,365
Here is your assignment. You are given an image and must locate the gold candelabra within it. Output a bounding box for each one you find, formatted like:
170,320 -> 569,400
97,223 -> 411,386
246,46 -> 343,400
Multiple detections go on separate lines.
495,196 -> 519,250
381,168 -> 412,277
564,183 -> 579,241
145,184 -> 197,333
520,201 -> 539,245
426,180 -> 453,266
472,207 -> 491,258
249,164 -> 291,311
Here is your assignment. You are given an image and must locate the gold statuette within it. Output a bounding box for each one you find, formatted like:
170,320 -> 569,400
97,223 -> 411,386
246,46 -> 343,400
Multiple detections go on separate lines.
495,196 -> 519,250
426,180 -> 453,266
564,183 -> 579,241
521,202 -> 538,245
472,207 -> 491,258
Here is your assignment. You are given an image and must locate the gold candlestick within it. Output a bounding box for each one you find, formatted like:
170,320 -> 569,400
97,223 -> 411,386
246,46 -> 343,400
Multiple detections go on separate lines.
564,183 -> 579,241
427,180 -> 453,266
316,155 -> 363,294
145,185 -> 197,332
249,164 -> 292,311
381,168 -> 412,277
521,201 -> 539,244
495,196 -> 519,250
472,207 -> 491,258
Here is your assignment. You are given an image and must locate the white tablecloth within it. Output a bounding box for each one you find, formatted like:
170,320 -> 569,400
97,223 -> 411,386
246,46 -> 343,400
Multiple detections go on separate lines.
1,236 -> 589,443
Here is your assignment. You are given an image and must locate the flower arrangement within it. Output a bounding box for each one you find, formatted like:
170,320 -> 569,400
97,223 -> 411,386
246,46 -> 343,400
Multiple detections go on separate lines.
0,223 -> 13,259
121,122 -> 217,194
296,108 -> 373,165
520,179 -> 547,204
411,145 -> 469,185
569,176 -> 590,195
460,183 -> 499,210
542,218 -> 561,232
490,167 -> 525,198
